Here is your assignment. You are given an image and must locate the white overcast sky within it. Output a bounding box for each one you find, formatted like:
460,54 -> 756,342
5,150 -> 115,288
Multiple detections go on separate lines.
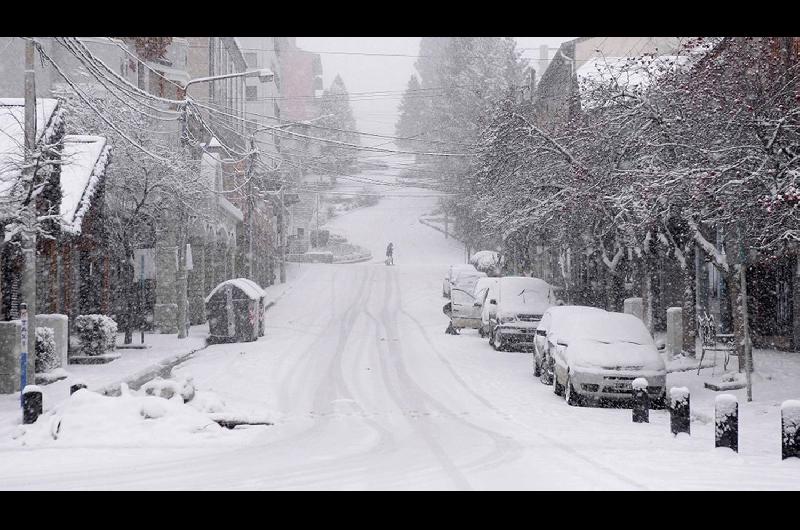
295,37 -> 575,139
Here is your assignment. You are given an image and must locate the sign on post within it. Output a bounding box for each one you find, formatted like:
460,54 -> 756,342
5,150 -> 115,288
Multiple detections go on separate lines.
19,303 -> 28,407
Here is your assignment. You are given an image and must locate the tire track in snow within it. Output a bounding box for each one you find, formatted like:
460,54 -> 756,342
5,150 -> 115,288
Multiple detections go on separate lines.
378,270 -> 526,477
395,282 -> 649,490
362,268 -> 471,489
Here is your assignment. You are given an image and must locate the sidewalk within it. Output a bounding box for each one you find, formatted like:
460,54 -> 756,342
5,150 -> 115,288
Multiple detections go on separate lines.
665,348 -> 800,442
0,272 -> 299,436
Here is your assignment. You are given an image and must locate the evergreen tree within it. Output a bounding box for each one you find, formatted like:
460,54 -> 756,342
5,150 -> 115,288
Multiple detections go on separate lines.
315,74 -> 359,175
394,74 -> 426,150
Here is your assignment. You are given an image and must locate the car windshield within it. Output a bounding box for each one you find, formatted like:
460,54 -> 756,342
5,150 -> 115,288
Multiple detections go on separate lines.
454,271 -> 486,292
451,288 -> 475,305
564,312 -> 654,345
499,278 -> 552,311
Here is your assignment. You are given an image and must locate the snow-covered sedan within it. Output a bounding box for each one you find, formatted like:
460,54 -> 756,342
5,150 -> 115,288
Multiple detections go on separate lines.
533,305 -> 607,384
481,277 -> 557,351
550,311 -> 667,407
443,264 -> 479,298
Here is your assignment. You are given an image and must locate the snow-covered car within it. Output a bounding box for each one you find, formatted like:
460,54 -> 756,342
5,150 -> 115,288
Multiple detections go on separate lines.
481,277 -> 557,351
469,250 -> 503,276
550,311 -> 667,407
443,264 -> 478,298
533,305 -> 607,383
448,287 -> 484,330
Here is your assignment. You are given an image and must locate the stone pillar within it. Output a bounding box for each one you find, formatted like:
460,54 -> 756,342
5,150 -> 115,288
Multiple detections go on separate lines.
187,238 -> 206,325
0,321 -> 22,394
215,238 -> 227,286
154,240 -> 178,334
624,297 -> 644,321
666,307 -> 683,358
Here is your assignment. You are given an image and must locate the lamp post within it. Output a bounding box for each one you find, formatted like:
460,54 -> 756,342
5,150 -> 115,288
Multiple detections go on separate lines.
172,68 -> 274,338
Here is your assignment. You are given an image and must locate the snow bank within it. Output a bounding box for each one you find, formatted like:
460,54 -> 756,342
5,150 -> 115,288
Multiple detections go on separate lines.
14,386 -> 226,447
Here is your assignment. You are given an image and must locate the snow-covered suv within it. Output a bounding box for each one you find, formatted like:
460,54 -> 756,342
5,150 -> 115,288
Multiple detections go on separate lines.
481,276 -> 556,351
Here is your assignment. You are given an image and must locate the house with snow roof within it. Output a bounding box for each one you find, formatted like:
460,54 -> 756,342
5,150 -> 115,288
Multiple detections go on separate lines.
0,98 -> 112,327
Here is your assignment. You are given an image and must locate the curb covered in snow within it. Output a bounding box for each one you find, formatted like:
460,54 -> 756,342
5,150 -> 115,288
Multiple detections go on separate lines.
96,299 -> 280,397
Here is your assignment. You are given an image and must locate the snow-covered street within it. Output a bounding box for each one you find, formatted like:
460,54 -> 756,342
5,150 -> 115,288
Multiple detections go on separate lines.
1,164 -> 798,490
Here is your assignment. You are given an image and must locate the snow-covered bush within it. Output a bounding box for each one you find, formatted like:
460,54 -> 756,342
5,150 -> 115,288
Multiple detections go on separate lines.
35,327 -> 59,373
75,314 -> 118,356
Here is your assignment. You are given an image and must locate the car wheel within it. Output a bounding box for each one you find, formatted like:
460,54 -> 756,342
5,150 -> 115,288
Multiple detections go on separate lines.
540,356 -> 553,385
493,332 -> 505,352
553,368 -> 564,396
533,355 -> 541,377
565,372 -> 582,406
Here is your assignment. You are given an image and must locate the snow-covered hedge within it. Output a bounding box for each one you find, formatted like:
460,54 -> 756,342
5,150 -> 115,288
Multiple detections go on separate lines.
35,327 -> 59,373
75,314 -> 118,356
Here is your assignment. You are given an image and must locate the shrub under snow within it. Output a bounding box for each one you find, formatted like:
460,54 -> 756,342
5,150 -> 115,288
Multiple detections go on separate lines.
35,327 -> 59,373
75,314 -> 118,356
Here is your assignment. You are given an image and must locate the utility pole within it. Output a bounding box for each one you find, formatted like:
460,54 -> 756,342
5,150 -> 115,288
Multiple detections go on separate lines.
737,222 -> 753,402
20,38 -> 37,394
247,138 -> 256,280
279,189 -> 286,283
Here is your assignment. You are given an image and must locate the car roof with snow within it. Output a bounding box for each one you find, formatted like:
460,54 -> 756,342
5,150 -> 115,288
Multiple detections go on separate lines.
543,305 -> 607,331
561,310 -> 654,346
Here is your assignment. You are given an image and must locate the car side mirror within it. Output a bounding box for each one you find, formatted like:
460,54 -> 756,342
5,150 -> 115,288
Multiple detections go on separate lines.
489,299 -> 497,305
473,301 -> 482,308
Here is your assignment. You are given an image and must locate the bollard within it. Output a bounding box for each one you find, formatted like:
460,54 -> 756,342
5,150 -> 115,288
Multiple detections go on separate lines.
631,377 -> 649,423
715,394 -> 738,452
70,383 -> 87,395
22,385 -> 42,425
782,400 -> 800,460
670,387 -> 690,436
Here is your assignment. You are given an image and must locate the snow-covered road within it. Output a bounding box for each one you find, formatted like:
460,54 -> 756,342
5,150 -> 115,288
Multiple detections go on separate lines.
1,160 -> 798,489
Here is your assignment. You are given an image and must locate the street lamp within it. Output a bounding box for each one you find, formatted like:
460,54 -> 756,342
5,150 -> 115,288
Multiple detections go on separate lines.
183,68 -> 274,92
172,68 -> 275,337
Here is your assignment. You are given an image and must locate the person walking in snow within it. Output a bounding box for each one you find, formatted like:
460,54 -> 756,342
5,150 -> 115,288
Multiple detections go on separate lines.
386,242 -> 394,265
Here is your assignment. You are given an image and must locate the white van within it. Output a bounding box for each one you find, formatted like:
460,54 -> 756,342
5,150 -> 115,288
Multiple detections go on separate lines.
479,276 -> 557,351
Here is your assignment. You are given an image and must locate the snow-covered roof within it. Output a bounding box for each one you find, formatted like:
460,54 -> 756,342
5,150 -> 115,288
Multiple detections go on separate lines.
60,135 -> 111,234
0,98 -> 63,199
576,40 -> 722,108
577,55 -> 692,104
205,278 -> 266,304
